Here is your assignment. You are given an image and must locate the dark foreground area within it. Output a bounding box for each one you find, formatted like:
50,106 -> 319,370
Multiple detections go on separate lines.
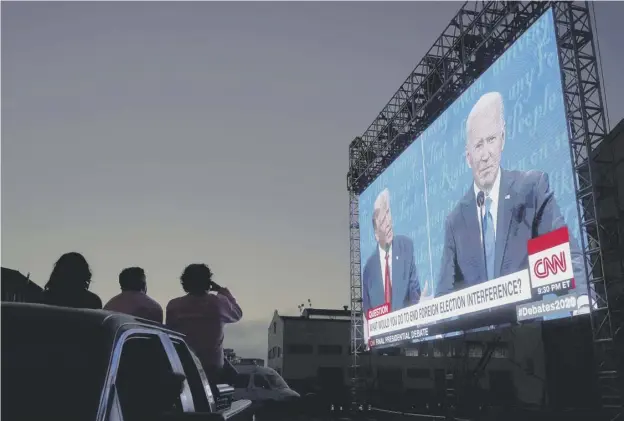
259,404 -> 612,421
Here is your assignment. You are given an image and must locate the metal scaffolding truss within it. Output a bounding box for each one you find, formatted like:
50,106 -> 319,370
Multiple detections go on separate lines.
347,0 -> 621,416
348,189 -> 366,408
348,0 -> 551,407
347,1 -> 551,195
553,2 -> 622,418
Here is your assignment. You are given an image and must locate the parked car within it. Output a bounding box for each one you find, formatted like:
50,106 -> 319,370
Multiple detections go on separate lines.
1,302 -> 253,421
232,365 -> 299,419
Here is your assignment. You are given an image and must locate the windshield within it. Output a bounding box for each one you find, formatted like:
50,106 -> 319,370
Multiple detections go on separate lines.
265,372 -> 289,389
1,317 -> 109,421
234,373 -> 251,388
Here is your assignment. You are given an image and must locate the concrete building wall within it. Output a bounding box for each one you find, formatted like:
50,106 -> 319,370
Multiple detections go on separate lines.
266,309 -> 548,406
267,311 -> 285,375
360,324 -> 546,405
282,318 -> 350,382
593,119 -> 624,302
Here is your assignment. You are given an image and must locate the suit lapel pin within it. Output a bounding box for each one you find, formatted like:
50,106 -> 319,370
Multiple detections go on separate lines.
505,194 -> 511,199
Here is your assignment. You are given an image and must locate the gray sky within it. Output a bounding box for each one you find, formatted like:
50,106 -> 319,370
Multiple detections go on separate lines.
2,2 -> 623,358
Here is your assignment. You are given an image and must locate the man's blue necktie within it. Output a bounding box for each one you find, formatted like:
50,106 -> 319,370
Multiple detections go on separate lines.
483,197 -> 495,280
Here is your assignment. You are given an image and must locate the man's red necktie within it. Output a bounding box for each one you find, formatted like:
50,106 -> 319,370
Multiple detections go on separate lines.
384,252 -> 392,305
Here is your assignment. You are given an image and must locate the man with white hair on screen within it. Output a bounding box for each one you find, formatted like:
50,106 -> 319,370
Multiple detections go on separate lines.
436,91 -> 589,314
362,188 -> 430,315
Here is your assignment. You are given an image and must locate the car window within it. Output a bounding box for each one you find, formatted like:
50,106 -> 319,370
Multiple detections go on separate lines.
265,372 -> 289,389
253,374 -> 271,389
172,340 -> 211,412
234,373 -> 251,388
115,335 -> 183,421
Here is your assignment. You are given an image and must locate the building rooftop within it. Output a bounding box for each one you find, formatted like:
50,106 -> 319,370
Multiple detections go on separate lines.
1,267 -> 42,290
2,267 -> 43,302
302,308 -> 351,319
275,307 -> 361,322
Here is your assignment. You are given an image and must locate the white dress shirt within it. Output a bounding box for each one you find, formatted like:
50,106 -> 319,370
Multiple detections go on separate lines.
378,244 -> 393,292
473,168 -> 502,243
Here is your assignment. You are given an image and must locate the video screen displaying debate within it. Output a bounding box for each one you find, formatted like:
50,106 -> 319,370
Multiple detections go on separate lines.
359,9 -> 591,349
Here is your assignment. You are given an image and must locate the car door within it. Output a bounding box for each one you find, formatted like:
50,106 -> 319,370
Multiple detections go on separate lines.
233,372 -> 253,400
170,338 -> 217,413
251,373 -> 273,402
109,331 -> 191,421
168,338 -> 254,421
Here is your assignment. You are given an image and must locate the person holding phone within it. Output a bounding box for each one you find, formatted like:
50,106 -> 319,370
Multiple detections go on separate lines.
166,263 -> 243,380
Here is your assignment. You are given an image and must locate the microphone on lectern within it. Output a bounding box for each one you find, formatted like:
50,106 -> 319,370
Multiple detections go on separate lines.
477,191 -> 488,280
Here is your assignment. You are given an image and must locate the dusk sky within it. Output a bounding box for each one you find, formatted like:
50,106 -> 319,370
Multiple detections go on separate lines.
2,2 -> 623,358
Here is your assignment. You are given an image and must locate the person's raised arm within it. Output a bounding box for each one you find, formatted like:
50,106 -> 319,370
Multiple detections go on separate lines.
213,283 -> 243,323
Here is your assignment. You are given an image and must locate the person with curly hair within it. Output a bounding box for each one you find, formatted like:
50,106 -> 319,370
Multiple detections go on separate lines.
41,252 -> 102,309
166,263 -> 242,378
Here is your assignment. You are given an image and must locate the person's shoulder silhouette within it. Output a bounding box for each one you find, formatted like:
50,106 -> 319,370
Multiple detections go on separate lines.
41,252 -> 102,310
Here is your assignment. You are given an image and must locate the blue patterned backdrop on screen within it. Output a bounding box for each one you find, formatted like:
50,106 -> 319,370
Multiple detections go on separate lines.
359,9 -> 580,293
358,134 -> 431,284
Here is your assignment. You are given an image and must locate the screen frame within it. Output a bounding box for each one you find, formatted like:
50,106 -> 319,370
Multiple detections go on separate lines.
355,5 -> 593,350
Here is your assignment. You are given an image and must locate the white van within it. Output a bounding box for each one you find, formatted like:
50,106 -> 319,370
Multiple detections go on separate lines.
232,364 -> 300,404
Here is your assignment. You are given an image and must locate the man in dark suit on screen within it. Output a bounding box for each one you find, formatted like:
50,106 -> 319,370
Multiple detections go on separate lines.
436,92 -> 588,313
362,189 -> 430,315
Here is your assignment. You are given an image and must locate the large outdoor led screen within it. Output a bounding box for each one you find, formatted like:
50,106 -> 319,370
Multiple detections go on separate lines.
359,9 -> 591,349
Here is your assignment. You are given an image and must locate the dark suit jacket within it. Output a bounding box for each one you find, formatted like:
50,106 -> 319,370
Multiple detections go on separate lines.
362,235 -> 422,314
436,169 -> 587,296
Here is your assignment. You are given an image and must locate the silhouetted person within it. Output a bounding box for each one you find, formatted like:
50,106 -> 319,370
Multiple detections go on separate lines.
166,264 -> 242,381
41,252 -> 102,309
104,267 -> 163,323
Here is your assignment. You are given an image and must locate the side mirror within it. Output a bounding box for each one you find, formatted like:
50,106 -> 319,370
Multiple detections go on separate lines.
156,372 -> 188,409
168,372 -> 188,395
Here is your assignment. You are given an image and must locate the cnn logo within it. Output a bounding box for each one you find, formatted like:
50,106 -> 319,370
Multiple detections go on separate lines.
528,242 -> 573,288
533,251 -> 567,279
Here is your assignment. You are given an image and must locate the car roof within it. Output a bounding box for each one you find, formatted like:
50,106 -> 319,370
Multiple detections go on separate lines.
233,365 -> 280,376
1,302 -> 182,338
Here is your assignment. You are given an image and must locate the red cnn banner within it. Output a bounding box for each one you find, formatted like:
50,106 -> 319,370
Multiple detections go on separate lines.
367,303 -> 389,320
527,227 -> 574,289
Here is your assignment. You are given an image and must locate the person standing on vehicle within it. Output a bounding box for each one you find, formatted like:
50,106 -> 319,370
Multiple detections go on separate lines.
104,267 -> 163,323
165,264 -> 243,380
41,252 -> 103,309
